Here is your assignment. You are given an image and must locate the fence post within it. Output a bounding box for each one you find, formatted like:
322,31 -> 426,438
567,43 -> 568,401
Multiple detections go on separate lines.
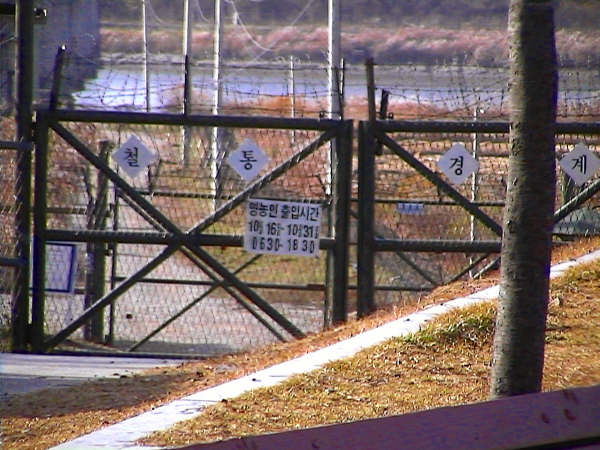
325,121 -> 352,327
357,121 -> 376,317
12,0 -> 35,351
31,111 -> 49,352
333,120 -> 352,324
84,140 -> 111,342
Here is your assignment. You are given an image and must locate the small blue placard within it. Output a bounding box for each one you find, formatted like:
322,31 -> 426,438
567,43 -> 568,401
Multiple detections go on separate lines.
45,242 -> 78,293
397,202 -> 425,215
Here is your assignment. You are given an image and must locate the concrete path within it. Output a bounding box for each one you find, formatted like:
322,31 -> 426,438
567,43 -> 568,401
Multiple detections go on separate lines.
0,354 -> 178,398
11,249 -> 600,449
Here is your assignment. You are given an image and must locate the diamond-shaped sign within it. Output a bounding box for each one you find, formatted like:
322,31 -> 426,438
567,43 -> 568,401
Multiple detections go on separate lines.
559,143 -> 600,187
112,135 -> 157,178
227,139 -> 269,182
437,143 -> 479,185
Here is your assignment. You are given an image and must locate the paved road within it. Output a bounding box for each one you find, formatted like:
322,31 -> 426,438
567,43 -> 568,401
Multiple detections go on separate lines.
0,353 -> 178,398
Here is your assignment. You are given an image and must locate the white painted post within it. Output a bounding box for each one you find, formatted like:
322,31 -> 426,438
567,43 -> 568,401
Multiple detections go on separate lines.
211,0 -> 224,206
327,0 -> 341,196
182,0 -> 193,166
141,0 -> 150,112
328,0 -> 341,122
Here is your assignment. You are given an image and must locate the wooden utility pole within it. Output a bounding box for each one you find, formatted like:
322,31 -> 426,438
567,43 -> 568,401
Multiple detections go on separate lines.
490,0 -> 558,398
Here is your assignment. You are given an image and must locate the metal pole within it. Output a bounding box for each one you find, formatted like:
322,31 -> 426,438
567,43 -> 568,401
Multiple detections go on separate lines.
182,0 -> 193,166
13,0 -> 35,350
288,56 -> 296,145
324,0 -> 341,328
470,101 -> 481,276
211,0 -> 224,207
108,176 -> 120,346
84,141 -> 110,343
142,0 -> 151,111
48,45 -> 67,111
31,112 -> 49,352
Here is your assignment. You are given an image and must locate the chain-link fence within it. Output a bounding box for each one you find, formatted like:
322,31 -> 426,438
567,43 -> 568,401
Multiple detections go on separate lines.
1,116 -> 32,350
0,125 -> 18,334
356,119 -> 600,311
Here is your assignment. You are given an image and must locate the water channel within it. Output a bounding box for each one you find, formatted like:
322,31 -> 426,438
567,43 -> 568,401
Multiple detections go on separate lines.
72,59 -> 600,114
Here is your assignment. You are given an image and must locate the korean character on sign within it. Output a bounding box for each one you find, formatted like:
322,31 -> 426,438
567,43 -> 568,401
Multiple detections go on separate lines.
571,154 -> 587,175
248,201 -> 259,216
125,146 -> 139,167
258,202 -> 269,217
240,150 -> 258,170
280,204 -> 291,219
294,205 -> 308,220
449,155 -> 464,176
268,203 -> 279,218
290,204 -> 299,220
308,206 -> 320,222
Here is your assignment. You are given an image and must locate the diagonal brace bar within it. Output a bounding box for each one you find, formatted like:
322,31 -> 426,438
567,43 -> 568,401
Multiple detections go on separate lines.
127,254 -> 287,351
374,127 -> 503,237
117,195 -> 287,345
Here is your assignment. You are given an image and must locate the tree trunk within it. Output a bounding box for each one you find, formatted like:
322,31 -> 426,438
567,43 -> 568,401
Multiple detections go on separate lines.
490,0 -> 558,398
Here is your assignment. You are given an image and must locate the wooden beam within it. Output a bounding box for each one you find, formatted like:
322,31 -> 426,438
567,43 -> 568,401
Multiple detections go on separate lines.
181,385 -> 600,450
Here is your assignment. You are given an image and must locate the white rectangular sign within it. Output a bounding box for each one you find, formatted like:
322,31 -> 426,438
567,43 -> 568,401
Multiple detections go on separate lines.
245,199 -> 321,257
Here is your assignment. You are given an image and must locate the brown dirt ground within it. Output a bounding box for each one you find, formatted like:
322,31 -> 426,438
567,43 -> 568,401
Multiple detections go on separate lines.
1,237 -> 600,450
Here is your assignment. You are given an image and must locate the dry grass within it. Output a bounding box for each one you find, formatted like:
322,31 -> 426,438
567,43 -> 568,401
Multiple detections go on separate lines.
1,237 -> 600,450
143,249 -> 600,447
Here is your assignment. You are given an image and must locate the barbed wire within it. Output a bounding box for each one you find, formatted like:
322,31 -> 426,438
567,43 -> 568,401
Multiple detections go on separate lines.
59,57 -> 599,119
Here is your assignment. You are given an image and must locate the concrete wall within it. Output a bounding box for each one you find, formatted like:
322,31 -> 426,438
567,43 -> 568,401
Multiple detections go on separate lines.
35,0 -> 100,95
0,0 -> 100,110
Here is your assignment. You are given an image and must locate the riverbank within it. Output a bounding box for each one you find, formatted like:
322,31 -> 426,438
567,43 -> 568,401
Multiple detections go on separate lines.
100,24 -> 600,68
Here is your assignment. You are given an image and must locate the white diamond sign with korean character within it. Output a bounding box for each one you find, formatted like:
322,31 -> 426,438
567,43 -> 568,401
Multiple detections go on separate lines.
559,143 -> 600,187
437,143 -> 479,185
228,138 -> 269,181
245,199 -> 321,257
112,135 -> 157,178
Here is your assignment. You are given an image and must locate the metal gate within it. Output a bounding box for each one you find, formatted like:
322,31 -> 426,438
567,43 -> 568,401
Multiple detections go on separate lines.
356,119 -> 600,315
31,108 -> 352,356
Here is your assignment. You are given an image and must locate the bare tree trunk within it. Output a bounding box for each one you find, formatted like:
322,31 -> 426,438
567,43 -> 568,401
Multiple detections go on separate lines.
490,0 -> 558,398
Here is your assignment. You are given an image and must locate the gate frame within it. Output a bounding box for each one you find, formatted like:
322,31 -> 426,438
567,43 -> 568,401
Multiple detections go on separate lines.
31,108 -> 352,354
357,119 -> 600,316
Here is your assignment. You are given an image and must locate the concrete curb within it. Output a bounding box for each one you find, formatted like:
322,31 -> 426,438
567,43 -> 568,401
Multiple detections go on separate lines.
52,250 -> 600,449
